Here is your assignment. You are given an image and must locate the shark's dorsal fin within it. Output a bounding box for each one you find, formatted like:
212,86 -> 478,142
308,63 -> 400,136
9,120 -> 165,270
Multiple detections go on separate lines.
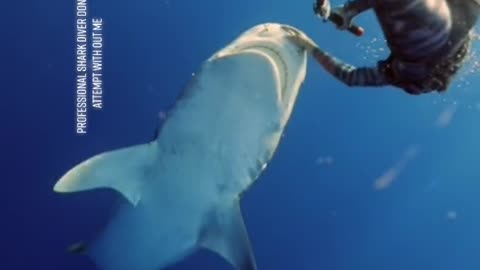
200,200 -> 257,270
54,143 -> 156,206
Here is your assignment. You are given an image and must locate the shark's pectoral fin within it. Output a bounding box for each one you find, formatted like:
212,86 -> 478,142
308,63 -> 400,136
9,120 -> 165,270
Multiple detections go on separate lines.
200,200 -> 257,270
53,142 -> 156,206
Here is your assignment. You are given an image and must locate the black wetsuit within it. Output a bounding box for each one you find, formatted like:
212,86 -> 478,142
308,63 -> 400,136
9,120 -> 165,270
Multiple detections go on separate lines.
312,0 -> 480,94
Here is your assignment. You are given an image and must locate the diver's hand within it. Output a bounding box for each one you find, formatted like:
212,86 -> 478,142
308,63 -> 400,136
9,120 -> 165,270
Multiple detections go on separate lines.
285,30 -> 319,53
313,0 -> 331,20
331,5 -> 355,30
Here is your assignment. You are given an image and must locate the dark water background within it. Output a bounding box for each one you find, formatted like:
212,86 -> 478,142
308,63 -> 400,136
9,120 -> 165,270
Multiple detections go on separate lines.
4,0 -> 480,269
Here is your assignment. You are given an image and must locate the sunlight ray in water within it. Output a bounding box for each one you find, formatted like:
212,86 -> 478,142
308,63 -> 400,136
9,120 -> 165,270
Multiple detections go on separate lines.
373,145 -> 419,191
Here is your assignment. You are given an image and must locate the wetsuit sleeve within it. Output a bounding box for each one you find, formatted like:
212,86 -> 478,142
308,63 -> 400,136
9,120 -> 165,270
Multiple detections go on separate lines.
344,0 -> 375,14
311,47 -> 388,87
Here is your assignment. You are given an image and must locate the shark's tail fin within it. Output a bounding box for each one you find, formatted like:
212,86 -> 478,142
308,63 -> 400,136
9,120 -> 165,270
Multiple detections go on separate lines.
54,142 -> 156,206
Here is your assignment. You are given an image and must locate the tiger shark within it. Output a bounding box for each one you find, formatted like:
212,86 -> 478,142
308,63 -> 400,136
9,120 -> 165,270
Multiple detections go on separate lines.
54,23 -> 310,270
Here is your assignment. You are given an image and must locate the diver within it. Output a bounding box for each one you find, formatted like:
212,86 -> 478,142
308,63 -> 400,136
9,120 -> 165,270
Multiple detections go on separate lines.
289,0 -> 480,95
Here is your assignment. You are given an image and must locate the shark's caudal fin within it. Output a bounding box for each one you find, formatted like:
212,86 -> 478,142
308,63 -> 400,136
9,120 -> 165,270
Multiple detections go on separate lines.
200,200 -> 257,270
54,142 -> 156,206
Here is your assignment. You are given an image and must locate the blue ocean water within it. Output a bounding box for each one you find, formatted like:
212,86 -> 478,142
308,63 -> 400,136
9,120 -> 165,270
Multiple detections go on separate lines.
5,0 -> 480,269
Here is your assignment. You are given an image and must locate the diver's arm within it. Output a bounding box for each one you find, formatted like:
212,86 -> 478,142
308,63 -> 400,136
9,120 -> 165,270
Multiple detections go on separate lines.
311,47 -> 388,87
286,30 -> 387,87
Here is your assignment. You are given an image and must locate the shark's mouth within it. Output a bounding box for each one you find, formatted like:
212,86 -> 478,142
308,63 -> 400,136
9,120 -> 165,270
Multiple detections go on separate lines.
239,45 -> 289,101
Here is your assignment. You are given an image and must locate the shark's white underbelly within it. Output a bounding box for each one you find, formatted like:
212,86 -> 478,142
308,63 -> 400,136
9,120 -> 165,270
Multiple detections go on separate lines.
104,52 -> 287,269
55,23 -> 309,270
150,52 -> 285,209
